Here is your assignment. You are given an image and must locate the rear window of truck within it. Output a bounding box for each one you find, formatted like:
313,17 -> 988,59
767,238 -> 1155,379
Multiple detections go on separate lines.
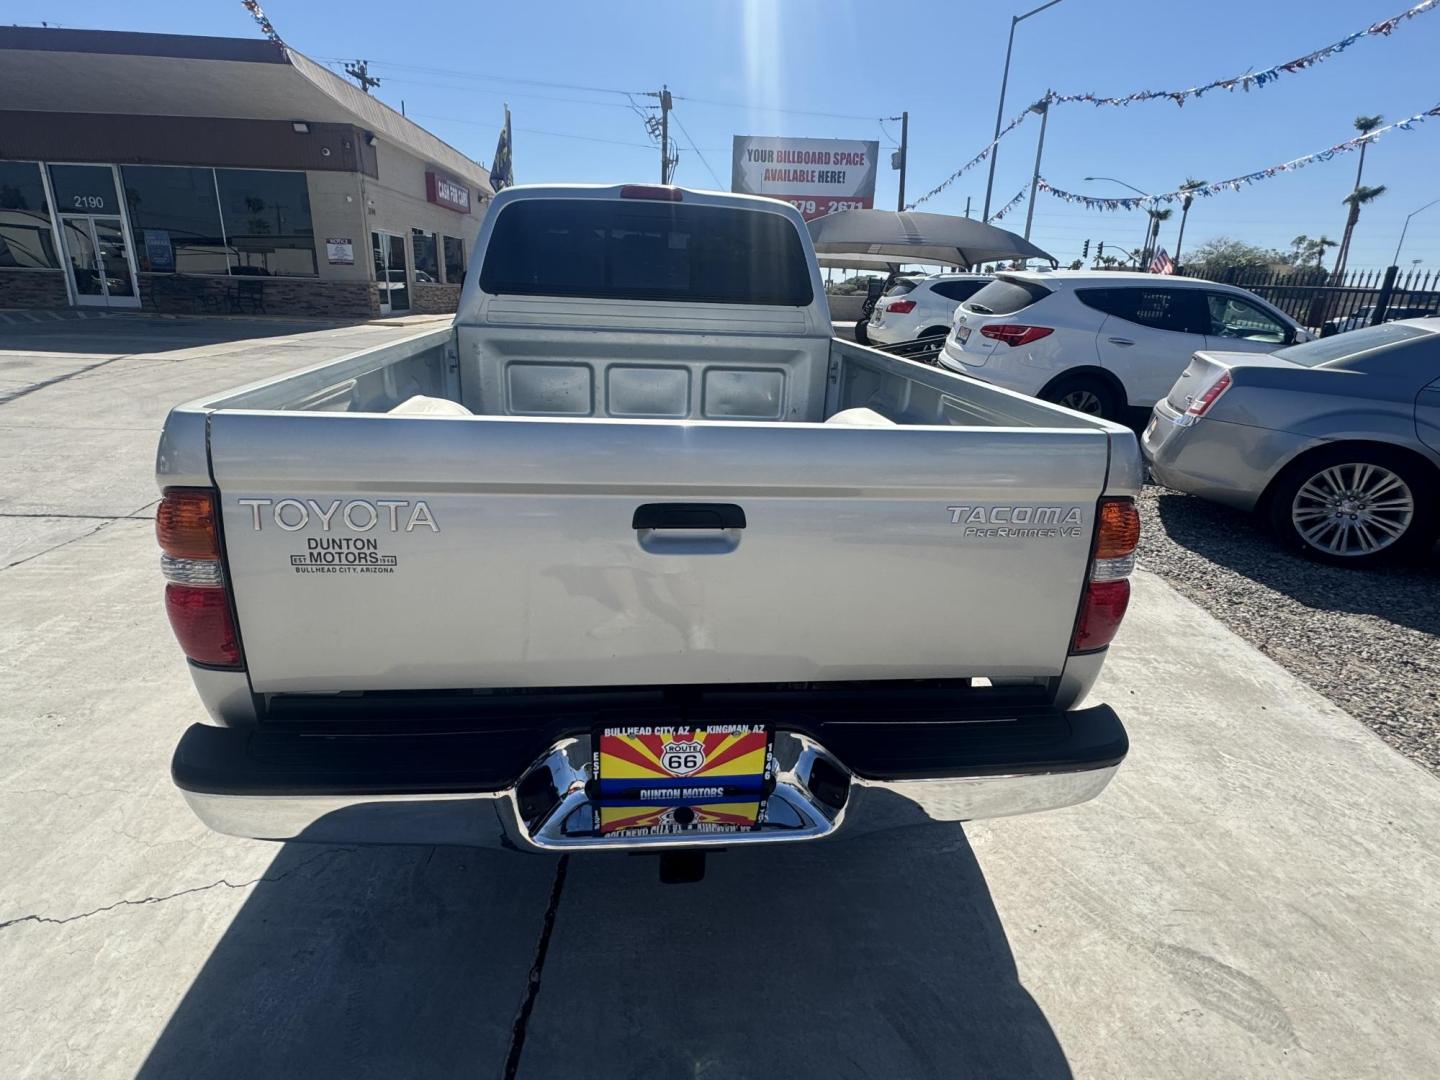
479,199 -> 814,306
962,276 -> 1051,316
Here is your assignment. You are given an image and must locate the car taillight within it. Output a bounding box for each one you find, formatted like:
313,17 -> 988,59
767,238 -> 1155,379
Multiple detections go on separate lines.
158,488 -> 243,668
1185,370 -> 1232,417
886,299 -> 917,314
979,324 -> 1054,347
1072,497 -> 1140,654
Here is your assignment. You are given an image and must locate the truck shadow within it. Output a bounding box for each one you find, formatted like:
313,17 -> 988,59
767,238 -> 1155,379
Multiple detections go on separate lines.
136,793 -> 1070,1079
1149,485 -> 1440,638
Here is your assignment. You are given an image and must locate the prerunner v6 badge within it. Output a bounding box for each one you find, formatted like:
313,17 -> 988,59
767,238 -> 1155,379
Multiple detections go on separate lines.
236,496 -> 439,576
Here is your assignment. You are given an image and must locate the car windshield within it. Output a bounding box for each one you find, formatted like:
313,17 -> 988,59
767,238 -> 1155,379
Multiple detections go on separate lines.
1273,322 -> 1432,368
882,280 -> 918,296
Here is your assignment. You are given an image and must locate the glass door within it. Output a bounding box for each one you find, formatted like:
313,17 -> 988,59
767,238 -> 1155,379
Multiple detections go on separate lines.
59,215 -> 139,308
371,230 -> 410,314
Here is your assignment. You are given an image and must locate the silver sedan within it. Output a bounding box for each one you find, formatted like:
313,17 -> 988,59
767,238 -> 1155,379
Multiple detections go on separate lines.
1143,319 -> 1440,566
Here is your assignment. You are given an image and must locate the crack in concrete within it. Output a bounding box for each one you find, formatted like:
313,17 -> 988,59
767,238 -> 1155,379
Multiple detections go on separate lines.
0,353 -> 141,406
0,847 -> 354,933
501,854 -> 570,1080
0,500 -> 159,572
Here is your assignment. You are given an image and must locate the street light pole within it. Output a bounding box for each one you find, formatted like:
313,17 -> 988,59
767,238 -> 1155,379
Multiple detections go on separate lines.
1085,175 -> 1153,269
1393,196 -> 1440,265
982,0 -> 1066,221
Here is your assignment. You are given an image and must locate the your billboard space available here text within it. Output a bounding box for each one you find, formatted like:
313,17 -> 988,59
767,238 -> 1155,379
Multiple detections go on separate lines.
731,136 -> 879,221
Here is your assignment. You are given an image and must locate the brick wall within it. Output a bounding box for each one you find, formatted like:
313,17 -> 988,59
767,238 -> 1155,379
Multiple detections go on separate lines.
0,269 -> 70,309
411,282 -> 461,314
138,274 -> 381,318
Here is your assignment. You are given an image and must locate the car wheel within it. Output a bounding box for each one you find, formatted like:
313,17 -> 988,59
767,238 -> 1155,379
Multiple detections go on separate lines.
1041,376 -> 1119,420
854,318 -> 870,345
1267,447 -> 1436,566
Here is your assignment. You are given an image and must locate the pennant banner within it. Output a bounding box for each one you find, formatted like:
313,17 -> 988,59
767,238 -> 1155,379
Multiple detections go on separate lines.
905,103 -> 1041,210
1051,0 -> 1435,109
989,187 -> 1027,222
1036,104 -> 1440,211
240,1 -> 285,47
910,0 -> 1436,208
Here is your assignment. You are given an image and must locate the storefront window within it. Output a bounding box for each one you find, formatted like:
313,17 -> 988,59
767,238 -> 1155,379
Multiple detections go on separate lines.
443,235 -> 465,284
412,229 -> 439,282
47,164 -> 122,214
216,168 -> 317,277
122,165 -> 229,275
0,161 -> 60,270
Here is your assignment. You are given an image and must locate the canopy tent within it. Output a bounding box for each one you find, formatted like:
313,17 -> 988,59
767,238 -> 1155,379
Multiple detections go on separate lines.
807,210 -> 1054,269
816,253 -> 961,272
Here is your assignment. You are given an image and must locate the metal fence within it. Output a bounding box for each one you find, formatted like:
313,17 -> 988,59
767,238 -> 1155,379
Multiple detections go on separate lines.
1180,265 -> 1440,332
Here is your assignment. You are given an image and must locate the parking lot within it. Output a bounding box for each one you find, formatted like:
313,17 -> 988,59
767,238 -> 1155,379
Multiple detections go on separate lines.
3,316 -> 1440,1079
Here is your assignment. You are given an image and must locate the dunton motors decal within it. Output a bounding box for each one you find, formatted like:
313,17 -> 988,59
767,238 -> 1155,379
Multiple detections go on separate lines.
235,497 -> 439,576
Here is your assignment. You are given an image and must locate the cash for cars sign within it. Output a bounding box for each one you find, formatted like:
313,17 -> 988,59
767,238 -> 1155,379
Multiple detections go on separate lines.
731,136 -> 879,221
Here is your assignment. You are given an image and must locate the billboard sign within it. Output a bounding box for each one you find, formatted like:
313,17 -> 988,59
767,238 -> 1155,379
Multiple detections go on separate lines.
731,136 -> 879,221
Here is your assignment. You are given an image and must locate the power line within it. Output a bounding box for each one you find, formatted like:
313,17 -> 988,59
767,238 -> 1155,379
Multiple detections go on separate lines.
670,109 -> 724,189
407,113 -> 659,149
312,55 -> 641,98
674,93 -> 884,122
361,74 -> 636,110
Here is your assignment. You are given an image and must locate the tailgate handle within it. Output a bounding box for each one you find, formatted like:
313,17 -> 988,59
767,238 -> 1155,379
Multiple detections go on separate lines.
632,503 -> 746,530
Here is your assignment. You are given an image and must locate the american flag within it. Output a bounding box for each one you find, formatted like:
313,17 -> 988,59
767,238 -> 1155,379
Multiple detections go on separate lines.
1149,247 -> 1175,275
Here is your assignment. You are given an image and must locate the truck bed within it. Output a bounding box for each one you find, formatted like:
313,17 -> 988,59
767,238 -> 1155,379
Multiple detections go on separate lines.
163,323 -> 1135,696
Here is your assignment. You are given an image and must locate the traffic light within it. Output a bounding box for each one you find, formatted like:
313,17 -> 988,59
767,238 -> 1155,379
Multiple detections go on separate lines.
1082,239 -> 1090,259
1097,242 -> 1105,259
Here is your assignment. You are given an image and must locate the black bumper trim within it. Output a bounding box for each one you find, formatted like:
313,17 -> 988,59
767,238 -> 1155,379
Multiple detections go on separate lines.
173,703 -> 1126,799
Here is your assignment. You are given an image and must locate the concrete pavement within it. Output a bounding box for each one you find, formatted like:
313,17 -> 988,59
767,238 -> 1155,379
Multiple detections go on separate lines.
2,317 -> 1438,1079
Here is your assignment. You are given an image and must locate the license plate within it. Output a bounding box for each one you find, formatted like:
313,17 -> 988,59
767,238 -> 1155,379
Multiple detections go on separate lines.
593,724 -> 772,800
592,724 -> 773,837
956,324 -> 971,344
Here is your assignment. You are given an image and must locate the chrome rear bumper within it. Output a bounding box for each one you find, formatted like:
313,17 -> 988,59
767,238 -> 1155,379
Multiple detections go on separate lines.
174,711 -> 1125,853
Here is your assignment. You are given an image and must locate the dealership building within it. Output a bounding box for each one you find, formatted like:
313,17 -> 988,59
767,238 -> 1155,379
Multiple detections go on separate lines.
0,27 -> 493,317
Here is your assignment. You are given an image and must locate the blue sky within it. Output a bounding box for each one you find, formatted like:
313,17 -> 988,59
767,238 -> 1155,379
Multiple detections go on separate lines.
14,0 -> 1440,269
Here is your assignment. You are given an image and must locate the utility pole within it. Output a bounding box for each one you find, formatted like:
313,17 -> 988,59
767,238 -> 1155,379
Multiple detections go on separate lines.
892,112 -> 909,211
964,196 -> 972,219
1022,96 -> 1050,242
343,59 -> 381,95
659,85 -> 672,183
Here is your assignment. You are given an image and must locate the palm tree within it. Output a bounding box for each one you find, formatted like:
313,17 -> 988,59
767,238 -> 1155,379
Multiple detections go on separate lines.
1290,234 -> 1338,268
1143,207 -> 1173,267
1330,115 -> 1384,280
1333,185 -> 1387,280
1173,178 -> 1207,270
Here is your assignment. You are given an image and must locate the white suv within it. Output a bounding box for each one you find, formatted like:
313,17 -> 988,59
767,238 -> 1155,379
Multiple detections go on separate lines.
939,271 -> 1308,420
867,274 -> 991,346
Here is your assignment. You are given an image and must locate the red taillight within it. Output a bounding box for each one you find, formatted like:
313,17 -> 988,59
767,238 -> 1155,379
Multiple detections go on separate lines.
1071,496 -> 1140,654
165,584 -> 241,667
886,299 -> 917,314
1072,579 -> 1131,653
157,488 -> 219,559
619,184 -> 683,201
979,324 -> 1054,347
1185,370 -> 1232,417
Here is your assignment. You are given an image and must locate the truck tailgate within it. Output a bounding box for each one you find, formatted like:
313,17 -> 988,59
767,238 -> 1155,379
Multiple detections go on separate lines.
209,412 -> 1110,693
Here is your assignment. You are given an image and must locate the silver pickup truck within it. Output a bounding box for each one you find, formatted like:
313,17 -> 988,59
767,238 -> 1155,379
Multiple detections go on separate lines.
157,184 -> 1141,873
